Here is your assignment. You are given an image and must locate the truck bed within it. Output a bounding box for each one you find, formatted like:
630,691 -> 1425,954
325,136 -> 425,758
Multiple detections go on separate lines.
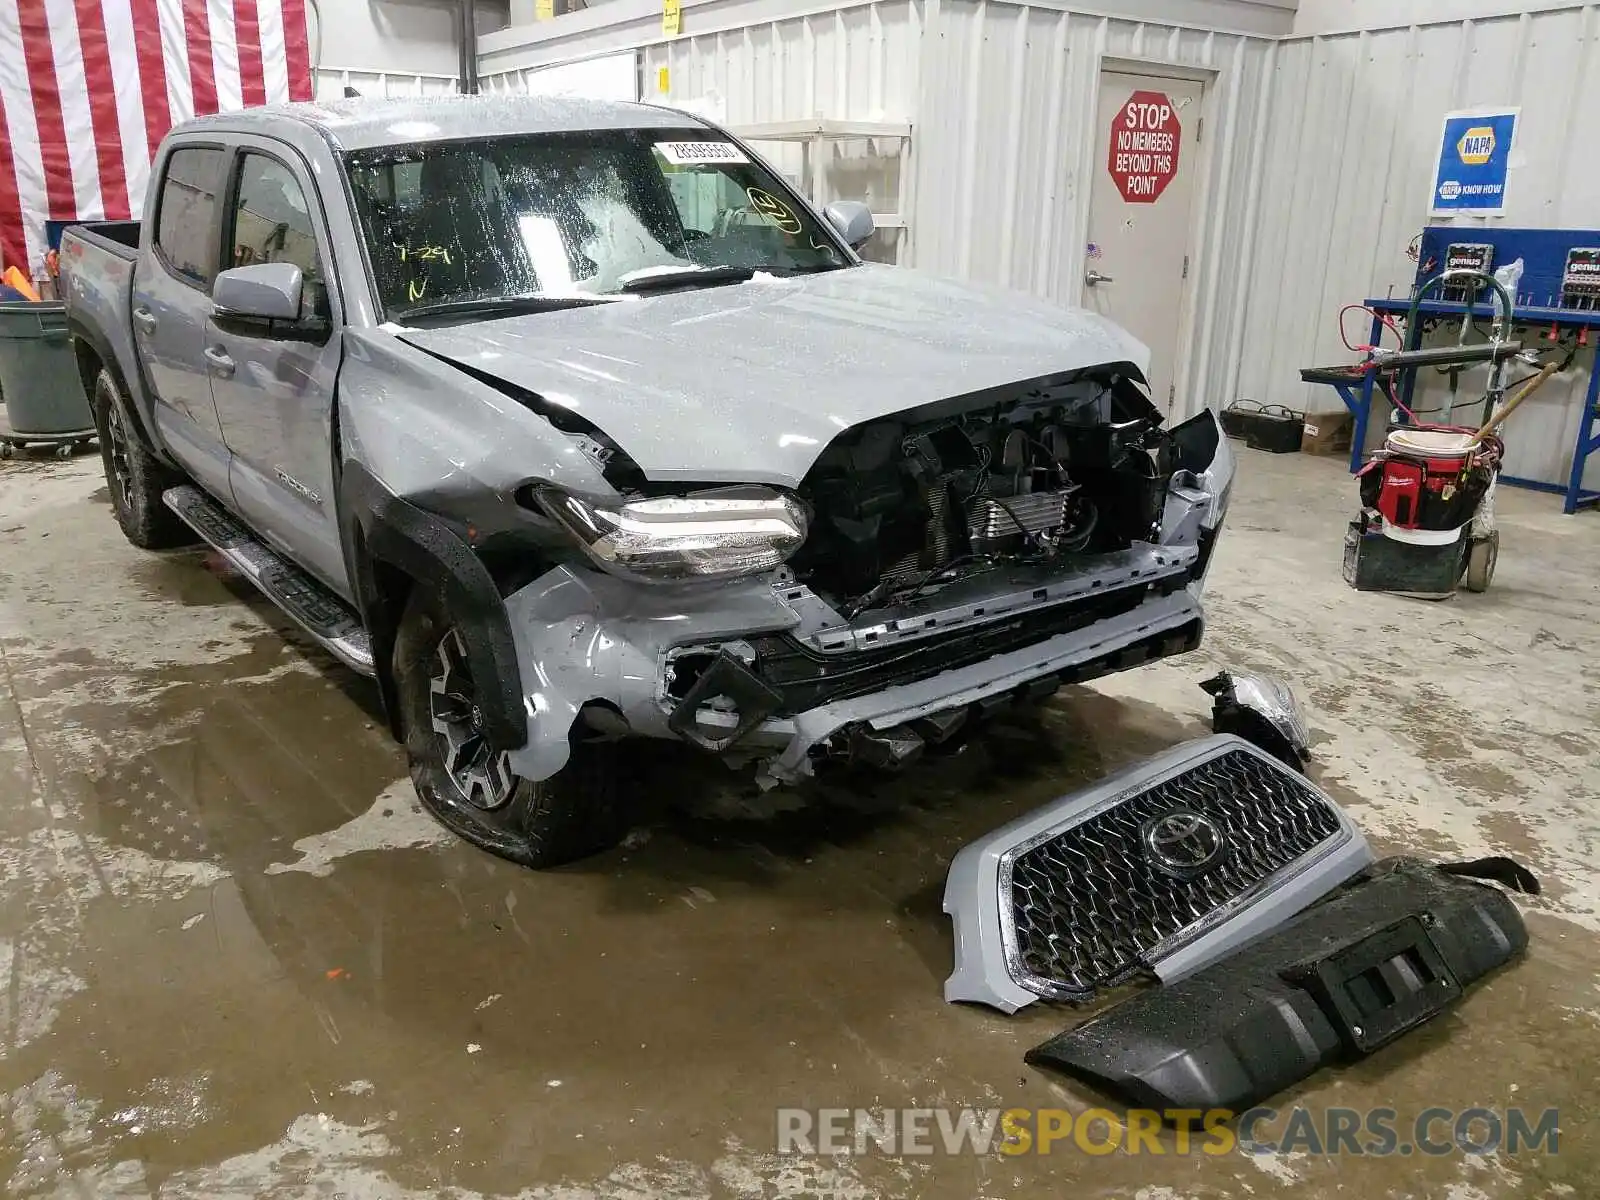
59,221 -> 145,437
69,220 -> 141,256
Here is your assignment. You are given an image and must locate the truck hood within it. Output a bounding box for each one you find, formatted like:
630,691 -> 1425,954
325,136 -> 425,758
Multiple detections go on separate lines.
395,264 -> 1149,489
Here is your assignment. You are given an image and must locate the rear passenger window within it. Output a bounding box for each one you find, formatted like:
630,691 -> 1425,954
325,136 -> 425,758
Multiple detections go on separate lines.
154,147 -> 224,286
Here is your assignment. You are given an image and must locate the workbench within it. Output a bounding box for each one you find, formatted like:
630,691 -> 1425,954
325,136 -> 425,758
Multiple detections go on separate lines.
1315,297 -> 1600,514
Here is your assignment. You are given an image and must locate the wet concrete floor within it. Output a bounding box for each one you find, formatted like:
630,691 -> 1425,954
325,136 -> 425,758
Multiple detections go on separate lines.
0,445 -> 1597,1197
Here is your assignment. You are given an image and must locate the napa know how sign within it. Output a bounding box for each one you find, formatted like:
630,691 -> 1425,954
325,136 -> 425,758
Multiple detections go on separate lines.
1431,107 -> 1519,216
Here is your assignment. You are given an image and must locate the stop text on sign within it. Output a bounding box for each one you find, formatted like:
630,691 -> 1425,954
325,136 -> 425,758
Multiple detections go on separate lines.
1108,89 -> 1182,204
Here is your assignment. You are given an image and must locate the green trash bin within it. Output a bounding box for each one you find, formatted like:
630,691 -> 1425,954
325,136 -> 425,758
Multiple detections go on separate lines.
0,301 -> 96,448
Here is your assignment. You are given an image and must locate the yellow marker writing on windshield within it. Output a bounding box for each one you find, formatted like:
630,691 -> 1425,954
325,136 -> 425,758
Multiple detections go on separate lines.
745,187 -> 803,235
395,244 -> 453,265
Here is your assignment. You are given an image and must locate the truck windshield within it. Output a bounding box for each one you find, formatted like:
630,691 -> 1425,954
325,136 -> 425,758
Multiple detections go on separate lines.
345,129 -> 849,321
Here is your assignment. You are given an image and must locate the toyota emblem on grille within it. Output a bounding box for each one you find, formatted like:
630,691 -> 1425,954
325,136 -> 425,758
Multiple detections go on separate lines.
1144,809 -> 1225,877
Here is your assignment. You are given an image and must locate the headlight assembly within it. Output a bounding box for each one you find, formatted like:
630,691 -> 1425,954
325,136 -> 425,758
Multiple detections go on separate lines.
534,485 -> 807,582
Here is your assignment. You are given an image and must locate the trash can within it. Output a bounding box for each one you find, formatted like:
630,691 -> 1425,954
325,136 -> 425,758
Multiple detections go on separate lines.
0,301 -> 95,439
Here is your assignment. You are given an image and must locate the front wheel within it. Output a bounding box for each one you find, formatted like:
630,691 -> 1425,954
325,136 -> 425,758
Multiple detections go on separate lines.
394,589 -> 627,868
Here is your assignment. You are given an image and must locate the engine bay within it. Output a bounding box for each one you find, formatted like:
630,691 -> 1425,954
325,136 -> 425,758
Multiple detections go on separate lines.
786,374 -> 1178,615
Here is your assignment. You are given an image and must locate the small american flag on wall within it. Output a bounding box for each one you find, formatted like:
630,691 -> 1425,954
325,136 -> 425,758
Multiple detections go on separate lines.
0,0 -> 313,274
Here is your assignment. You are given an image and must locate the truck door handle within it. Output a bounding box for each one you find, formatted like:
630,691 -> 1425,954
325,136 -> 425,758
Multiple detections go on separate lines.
203,345 -> 235,378
1085,270 -> 1115,287
132,307 -> 157,333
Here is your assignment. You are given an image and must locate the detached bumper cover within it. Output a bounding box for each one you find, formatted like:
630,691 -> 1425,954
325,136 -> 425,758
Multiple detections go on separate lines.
942,735 -> 1373,1013
1024,858 -> 1529,1112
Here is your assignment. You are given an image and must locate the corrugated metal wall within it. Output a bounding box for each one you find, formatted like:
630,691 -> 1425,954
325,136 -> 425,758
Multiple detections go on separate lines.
639,1 -> 925,126
1237,4 -> 1600,488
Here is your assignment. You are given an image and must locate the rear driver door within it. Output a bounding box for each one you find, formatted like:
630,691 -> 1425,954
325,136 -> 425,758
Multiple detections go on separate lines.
130,143 -> 232,500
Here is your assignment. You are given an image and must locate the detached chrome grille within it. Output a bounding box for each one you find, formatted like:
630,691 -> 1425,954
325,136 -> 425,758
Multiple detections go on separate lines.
1001,747 -> 1343,1000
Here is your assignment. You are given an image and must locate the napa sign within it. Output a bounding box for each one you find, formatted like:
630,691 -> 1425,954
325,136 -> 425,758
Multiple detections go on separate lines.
1432,107 -> 1518,215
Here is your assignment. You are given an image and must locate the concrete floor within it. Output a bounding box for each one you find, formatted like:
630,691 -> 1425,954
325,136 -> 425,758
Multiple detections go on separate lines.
0,444 -> 1596,1198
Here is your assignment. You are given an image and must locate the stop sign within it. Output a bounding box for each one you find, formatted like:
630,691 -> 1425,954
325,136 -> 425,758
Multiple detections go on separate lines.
1108,90 -> 1181,204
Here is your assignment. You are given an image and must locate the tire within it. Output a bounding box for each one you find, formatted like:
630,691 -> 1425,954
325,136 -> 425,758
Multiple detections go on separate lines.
90,368 -> 194,549
1463,531 -> 1498,593
394,587 -> 626,868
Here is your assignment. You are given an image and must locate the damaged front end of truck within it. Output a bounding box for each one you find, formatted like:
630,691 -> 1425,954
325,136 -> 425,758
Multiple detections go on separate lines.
492,366 -> 1233,791
337,258 -> 1236,864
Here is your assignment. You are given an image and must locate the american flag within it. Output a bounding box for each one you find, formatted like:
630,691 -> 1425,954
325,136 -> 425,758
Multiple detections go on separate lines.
98,750 -> 217,862
0,0 -> 313,275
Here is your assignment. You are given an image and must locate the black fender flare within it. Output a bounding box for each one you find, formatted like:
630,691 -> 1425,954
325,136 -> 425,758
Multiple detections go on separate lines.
340,463 -> 527,751
66,316 -> 167,460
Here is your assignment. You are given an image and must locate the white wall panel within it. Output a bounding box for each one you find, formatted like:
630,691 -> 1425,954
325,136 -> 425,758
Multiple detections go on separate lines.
638,2 -> 923,126
310,0 -> 503,78
313,67 -> 460,101
910,3 -> 1275,415
480,0 -> 1293,76
1294,0 -> 1581,37
1237,4 -> 1600,489
479,51 -> 640,98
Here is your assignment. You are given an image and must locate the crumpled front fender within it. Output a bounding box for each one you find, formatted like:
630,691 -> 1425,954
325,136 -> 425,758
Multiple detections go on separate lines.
501,565 -> 803,783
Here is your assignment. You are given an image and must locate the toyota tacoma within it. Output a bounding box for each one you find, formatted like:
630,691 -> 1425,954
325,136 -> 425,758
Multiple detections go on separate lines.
59,95 -> 1233,867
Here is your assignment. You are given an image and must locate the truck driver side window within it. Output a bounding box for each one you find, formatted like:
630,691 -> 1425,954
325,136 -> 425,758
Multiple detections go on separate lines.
154,147 -> 225,286
229,153 -> 329,319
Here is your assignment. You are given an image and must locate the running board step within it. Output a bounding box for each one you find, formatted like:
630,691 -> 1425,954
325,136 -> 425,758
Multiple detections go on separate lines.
163,485 -> 374,676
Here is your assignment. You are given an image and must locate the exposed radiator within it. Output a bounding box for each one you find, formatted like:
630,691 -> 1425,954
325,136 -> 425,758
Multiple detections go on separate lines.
882,482 -> 953,584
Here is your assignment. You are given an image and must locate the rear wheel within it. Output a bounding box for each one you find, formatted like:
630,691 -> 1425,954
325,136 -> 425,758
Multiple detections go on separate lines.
90,368 -> 193,549
394,588 -> 626,868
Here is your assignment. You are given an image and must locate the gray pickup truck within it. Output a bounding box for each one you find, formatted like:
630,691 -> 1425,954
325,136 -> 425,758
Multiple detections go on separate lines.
60,95 -> 1233,867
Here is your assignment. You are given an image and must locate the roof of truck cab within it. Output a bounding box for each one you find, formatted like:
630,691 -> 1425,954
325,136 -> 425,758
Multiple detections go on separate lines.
167,94 -> 709,152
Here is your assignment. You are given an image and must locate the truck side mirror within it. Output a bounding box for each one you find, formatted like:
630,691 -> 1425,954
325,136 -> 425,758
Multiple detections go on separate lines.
823,201 -> 875,250
213,262 -> 304,321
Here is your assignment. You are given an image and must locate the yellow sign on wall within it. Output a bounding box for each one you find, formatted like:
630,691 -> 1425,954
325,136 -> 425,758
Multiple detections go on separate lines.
662,0 -> 681,37
535,0 -> 553,18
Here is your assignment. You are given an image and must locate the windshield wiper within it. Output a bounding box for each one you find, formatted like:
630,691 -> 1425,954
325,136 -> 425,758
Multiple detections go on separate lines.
776,262 -> 848,275
618,265 -> 757,294
401,294 -> 620,322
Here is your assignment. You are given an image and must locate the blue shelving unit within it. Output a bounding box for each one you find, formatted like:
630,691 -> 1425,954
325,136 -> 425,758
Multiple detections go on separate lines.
1310,226 -> 1600,514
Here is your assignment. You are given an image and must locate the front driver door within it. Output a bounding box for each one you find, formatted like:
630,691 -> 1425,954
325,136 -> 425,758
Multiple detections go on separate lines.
206,142 -> 349,599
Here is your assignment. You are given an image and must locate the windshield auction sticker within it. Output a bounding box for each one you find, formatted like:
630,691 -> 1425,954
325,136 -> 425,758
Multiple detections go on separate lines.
653,140 -> 750,165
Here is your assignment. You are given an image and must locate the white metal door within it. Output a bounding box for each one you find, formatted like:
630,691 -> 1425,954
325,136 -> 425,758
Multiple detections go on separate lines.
1085,70 -> 1204,415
